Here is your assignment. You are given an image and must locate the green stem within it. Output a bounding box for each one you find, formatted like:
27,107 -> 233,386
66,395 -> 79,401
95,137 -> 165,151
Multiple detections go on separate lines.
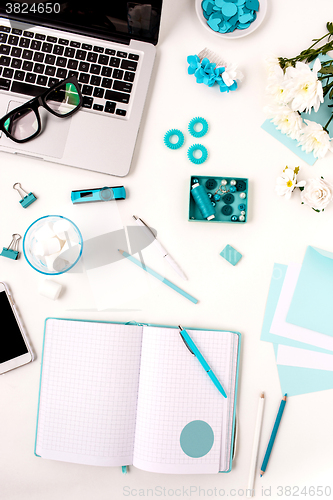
279,27 -> 333,68
307,33 -> 330,50
323,113 -> 333,132
322,81 -> 333,95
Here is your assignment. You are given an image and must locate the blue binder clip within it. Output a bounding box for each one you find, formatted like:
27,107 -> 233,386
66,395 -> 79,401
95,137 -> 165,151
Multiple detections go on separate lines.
0,234 -> 21,260
13,182 -> 37,208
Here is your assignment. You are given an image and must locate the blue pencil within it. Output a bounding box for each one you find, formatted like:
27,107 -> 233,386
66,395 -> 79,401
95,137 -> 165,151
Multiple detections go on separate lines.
118,249 -> 198,304
260,394 -> 287,476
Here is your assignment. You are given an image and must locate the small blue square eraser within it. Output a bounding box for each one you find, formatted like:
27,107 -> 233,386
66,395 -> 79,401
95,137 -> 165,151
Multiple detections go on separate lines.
220,245 -> 242,266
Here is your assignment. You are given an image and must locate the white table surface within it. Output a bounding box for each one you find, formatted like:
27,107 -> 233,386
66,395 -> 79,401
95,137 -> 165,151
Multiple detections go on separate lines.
2,1 -> 333,499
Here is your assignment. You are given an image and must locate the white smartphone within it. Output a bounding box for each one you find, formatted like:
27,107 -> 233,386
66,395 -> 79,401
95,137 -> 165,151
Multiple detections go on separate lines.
0,282 -> 34,374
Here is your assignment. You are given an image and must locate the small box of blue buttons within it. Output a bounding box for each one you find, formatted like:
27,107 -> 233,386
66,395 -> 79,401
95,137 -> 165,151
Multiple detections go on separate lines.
189,175 -> 248,223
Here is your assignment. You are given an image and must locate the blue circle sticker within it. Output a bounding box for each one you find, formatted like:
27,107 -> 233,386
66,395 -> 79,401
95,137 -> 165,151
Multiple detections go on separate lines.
180,420 -> 214,458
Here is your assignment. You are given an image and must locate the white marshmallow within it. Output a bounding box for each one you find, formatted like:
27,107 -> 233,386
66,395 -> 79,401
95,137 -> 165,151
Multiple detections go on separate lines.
39,237 -> 61,256
44,250 -> 62,272
53,257 -> 70,273
39,279 -> 63,300
53,242 -> 80,270
35,222 -> 55,242
53,219 -> 71,235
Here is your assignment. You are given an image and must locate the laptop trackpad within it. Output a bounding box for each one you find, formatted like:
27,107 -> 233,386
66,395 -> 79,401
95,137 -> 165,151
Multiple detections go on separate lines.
0,100 -> 71,159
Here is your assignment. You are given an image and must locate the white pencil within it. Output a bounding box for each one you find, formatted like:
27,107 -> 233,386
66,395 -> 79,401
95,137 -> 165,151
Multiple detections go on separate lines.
247,392 -> 265,498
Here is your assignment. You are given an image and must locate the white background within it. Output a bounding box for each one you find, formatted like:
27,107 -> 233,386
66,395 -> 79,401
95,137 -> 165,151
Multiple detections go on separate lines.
1,1 -> 333,499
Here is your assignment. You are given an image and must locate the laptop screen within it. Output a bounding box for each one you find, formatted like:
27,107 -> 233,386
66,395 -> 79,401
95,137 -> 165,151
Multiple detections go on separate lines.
0,0 -> 163,45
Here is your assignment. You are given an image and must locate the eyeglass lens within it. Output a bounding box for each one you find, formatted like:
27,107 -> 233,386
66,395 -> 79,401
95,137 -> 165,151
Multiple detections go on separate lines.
3,108 -> 39,141
45,82 -> 81,116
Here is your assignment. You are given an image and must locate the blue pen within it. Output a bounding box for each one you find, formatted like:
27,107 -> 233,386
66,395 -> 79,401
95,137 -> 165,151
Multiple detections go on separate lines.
118,250 -> 198,304
178,325 -> 227,398
260,394 -> 287,477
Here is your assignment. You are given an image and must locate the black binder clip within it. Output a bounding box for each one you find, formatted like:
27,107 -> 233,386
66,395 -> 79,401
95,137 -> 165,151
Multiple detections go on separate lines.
0,234 -> 21,260
13,182 -> 37,208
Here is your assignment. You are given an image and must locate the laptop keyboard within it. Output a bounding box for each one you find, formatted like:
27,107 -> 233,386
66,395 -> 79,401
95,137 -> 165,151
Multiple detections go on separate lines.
0,25 -> 140,117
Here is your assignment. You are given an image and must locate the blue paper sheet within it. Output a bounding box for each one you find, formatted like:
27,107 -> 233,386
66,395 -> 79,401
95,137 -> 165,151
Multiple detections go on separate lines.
273,344 -> 333,396
261,119 -> 317,165
261,263 -> 333,396
286,246 -> 333,337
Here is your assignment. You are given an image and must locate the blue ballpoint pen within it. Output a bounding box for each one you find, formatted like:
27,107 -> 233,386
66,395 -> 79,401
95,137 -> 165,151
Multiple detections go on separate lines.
178,325 -> 227,398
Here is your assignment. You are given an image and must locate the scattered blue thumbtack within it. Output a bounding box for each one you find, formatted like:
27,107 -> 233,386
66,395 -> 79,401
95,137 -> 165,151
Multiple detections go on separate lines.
220,244 -> 242,266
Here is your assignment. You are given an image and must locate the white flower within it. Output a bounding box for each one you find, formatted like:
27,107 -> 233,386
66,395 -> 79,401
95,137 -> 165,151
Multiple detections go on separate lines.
265,103 -> 303,140
266,63 -> 290,104
275,166 -> 306,199
298,119 -> 333,159
222,62 -> 243,87
301,177 -> 333,211
283,58 -> 324,113
265,54 -> 281,78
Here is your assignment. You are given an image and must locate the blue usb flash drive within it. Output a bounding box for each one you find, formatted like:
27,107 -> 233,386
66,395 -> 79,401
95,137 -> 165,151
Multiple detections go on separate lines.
71,186 -> 126,204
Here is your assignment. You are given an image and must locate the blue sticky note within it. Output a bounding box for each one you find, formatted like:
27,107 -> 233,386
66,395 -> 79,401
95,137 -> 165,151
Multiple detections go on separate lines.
220,245 -> 242,266
286,246 -> 333,337
261,263 -> 333,396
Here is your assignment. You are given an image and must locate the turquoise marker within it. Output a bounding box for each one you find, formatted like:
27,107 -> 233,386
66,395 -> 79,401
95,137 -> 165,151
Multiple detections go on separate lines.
118,250 -> 198,304
178,325 -> 227,398
260,394 -> 287,476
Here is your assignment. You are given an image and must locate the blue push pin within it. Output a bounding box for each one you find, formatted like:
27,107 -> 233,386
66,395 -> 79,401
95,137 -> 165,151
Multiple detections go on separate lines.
0,234 -> 21,260
13,182 -> 36,209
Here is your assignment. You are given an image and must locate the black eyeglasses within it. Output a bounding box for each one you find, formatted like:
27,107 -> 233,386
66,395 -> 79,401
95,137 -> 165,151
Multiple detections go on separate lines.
0,76 -> 83,143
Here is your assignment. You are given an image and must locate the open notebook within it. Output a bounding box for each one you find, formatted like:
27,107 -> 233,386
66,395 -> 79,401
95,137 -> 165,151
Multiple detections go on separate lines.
35,318 -> 240,474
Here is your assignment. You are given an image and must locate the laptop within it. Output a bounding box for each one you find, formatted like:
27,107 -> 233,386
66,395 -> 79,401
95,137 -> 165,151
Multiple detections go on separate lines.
0,1 -> 163,176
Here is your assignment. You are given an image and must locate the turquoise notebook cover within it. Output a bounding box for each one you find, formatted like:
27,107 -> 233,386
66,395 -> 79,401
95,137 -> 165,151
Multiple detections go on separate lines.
35,318 -> 241,473
286,246 -> 333,337
261,263 -> 333,396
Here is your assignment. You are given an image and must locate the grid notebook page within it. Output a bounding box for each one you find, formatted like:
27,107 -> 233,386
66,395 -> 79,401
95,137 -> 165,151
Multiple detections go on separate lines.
35,319 -> 143,466
133,327 -> 237,474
